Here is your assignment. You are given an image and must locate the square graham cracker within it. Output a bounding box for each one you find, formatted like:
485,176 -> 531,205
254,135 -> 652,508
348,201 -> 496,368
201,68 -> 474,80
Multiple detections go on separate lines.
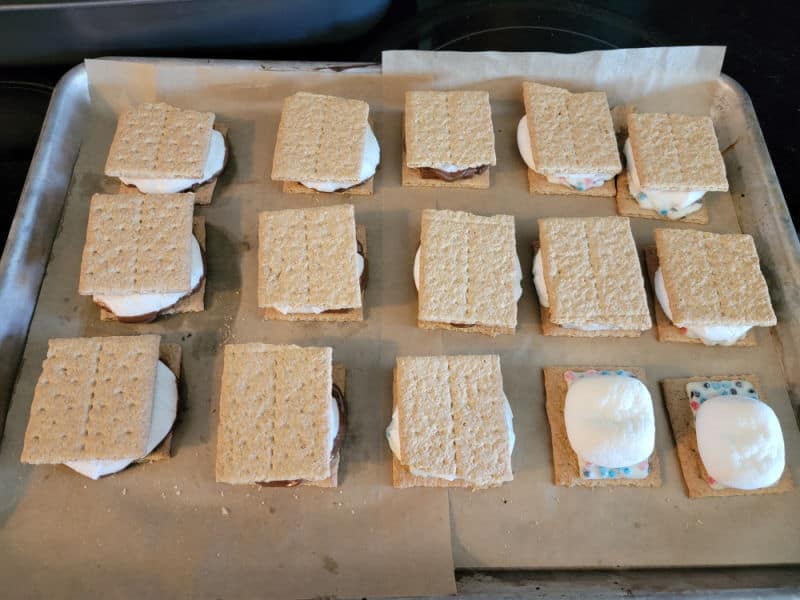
79,192 -> 195,296
538,217 -> 651,332
644,247 -> 756,347
543,366 -> 661,488
615,172 -> 709,224
138,341 -> 182,464
259,203 -> 365,322
215,344 -> 336,485
654,229 -> 776,328
627,113 -> 728,192
522,82 -> 620,178
661,375 -> 793,498
527,169 -> 616,197
271,92 -> 369,185
392,355 -> 512,489
99,216 -> 206,321
417,209 -> 517,335
105,102 -> 215,180
118,125 -> 229,205
21,335 -> 161,464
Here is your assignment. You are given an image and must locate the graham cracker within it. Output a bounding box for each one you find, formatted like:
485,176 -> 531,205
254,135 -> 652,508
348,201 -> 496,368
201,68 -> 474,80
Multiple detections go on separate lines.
259,205 -> 364,321
627,113 -> 728,192
304,363 -> 346,488
117,125 -> 229,205
404,90 -> 496,169
105,102 -> 215,179
522,82 -> 620,176
661,375 -> 793,498
138,342 -> 182,464
215,344 -> 334,485
21,335 -> 161,464
282,177 -> 374,196
99,216 -> 206,321
644,247 -> 756,347
271,92 -> 369,184
654,229 -> 776,327
392,355 -> 512,489
538,217 -> 651,331
527,169 -> 616,197
615,172 -> 709,224
543,366 -> 661,488
79,192 -> 195,296
418,209 -> 517,333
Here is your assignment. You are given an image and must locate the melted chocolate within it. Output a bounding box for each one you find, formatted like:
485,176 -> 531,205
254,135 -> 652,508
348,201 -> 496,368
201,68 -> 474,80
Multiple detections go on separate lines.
419,165 -> 488,181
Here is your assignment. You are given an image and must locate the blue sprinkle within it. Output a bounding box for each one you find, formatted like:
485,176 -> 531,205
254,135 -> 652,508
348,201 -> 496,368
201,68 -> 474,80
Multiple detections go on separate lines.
601,370 -> 610,375
608,470 -> 616,478
623,467 -> 631,475
721,390 -> 728,396
660,209 -> 668,215
617,370 -> 625,375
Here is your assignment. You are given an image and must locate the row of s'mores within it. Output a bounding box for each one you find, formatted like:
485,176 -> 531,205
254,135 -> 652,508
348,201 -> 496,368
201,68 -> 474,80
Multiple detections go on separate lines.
20,336 -> 790,498
105,86 -> 727,225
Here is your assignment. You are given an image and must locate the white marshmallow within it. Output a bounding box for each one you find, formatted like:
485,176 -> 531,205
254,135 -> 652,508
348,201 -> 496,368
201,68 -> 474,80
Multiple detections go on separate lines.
328,395 -> 340,454
94,235 -> 204,319
65,361 -> 178,480
695,395 -> 785,490
301,125 -> 380,192
653,267 -> 751,345
564,375 -> 655,468
121,129 -> 226,194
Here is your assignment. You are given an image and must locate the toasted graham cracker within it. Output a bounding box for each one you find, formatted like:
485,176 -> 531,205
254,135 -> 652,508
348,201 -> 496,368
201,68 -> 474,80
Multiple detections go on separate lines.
105,102 -> 215,180
79,193 -> 195,296
259,205 -> 362,321
538,217 -> 651,332
418,209 -> 517,334
118,125 -> 229,205
271,92 -> 369,185
21,335 -> 161,464
543,366 -> 661,488
139,342 -> 182,464
215,344 -> 334,485
403,150 -> 491,189
99,216 -> 206,321
661,375 -> 793,498
393,355 -> 512,489
615,172 -> 709,224
405,90 -> 496,170
263,224 -> 366,322
644,247 -> 756,347
654,229 -> 776,327
527,169 -> 616,197
628,113 -> 728,192
522,82 -> 620,177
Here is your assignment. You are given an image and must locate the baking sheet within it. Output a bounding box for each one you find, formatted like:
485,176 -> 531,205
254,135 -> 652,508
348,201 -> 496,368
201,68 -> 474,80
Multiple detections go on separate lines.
382,48 -> 800,570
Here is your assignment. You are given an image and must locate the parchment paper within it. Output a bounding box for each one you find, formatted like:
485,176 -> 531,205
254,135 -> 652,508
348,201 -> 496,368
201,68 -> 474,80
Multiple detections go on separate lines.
383,48 -> 800,569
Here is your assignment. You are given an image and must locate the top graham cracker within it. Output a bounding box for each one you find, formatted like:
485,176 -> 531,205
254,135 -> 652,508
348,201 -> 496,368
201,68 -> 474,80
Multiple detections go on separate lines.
405,90 -> 496,169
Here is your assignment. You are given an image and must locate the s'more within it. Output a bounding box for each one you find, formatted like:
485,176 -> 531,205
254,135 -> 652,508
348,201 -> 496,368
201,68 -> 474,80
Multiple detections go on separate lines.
387,354 -> 514,489
532,216 -> 651,337
517,82 -> 620,196
215,344 -> 346,487
415,209 -> 521,336
258,204 -> 366,321
648,229 -> 776,346
544,367 -> 660,488
271,92 -> 379,194
79,192 -> 205,323
617,113 -> 728,222
21,335 -> 181,480
105,102 -> 228,203
661,375 -> 791,498
403,90 -> 496,188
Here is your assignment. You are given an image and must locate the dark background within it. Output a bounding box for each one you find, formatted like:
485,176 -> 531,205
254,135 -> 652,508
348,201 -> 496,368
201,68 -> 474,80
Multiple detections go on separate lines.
1,0 -> 797,247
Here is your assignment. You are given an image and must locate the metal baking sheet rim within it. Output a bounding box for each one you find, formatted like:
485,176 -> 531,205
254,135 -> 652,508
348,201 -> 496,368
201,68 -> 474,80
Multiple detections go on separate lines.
0,59 -> 798,597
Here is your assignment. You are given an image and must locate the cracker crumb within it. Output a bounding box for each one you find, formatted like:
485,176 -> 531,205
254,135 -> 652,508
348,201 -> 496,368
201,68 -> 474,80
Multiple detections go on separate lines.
160,491 -> 166,500
175,490 -> 181,496
221,506 -> 231,517
697,519 -> 704,525
121,488 -> 127,496
350,509 -> 355,515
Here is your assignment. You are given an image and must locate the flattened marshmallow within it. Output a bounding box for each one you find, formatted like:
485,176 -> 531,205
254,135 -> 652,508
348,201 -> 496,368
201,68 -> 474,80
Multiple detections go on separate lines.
121,129 -> 226,194
654,267 -> 751,345
623,139 -> 705,219
65,361 -> 178,480
695,395 -> 785,490
413,246 -> 523,302
301,125 -> 380,192
517,116 -> 613,191
94,235 -> 204,319
565,375 -> 655,468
